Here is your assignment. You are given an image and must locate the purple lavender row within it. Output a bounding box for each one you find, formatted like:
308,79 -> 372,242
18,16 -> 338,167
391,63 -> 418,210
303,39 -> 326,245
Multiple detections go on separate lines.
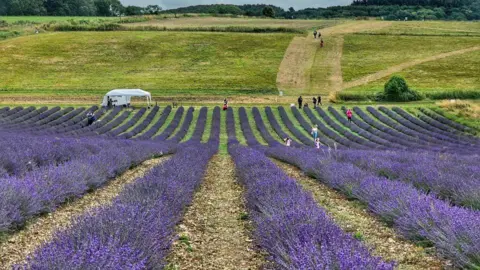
0,106 -> 34,123
391,107 -> 478,145
136,106 -> 172,140
265,107 -> 302,147
252,107 -> 281,146
153,106 -> 185,140
119,106 -> 159,139
419,108 -> 472,133
105,108 -> 147,137
329,107 -> 422,149
303,107 -> 379,149
0,133 -> 111,177
335,149 -> 480,209
372,107 -> 468,148
167,107 -> 195,143
20,141 -> 217,269
3,107 -> 60,131
2,107 -> 47,126
238,107 -> 261,147
321,107 -> 405,149
0,139 -> 176,233
229,144 -> 394,269
266,147 -> 480,269
278,106 -> 315,147
189,107 -> 208,142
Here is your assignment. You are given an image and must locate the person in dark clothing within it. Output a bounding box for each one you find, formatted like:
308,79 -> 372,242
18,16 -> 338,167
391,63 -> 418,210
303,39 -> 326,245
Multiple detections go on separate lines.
318,96 -> 322,106
313,30 -> 317,39
87,112 -> 96,126
318,32 -> 322,38
223,98 -> 229,111
312,97 -> 317,108
298,96 -> 303,109
107,97 -> 112,109
320,39 -> 324,48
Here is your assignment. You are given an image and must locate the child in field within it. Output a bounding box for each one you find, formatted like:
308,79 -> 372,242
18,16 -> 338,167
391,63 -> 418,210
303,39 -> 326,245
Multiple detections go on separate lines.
311,125 -> 318,140
315,138 -> 321,149
346,109 -> 353,123
320,39 -> 324,48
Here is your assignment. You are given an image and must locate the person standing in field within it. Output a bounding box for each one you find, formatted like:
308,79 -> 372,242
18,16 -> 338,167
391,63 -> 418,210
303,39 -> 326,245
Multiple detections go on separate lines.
223,98 -> 229,111
315,138 -> 321,149
298,96 -> 303,109
284,137 -> 292,147
346,109 -> 353,123
318,32 -> 322,39
312,97 -> 317,108
318,96 -> 322,106
313,30 -> 317,39
311,124 -> 319,140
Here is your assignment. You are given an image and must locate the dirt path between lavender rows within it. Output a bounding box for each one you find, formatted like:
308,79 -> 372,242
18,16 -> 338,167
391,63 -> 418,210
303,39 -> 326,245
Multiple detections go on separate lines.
0,156 -> 169,269
343,45 -> 480,90
166,155 -> 264,270
275,160 -> 449,270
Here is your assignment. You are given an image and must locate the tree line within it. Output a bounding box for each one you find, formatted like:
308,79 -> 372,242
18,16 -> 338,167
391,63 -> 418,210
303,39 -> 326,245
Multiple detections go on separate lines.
1,0 -> 479,21
0,0 -> 162,16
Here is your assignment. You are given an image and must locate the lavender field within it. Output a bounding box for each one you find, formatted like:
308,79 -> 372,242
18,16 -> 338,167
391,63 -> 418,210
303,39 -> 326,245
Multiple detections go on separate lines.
0,105 -> 478,269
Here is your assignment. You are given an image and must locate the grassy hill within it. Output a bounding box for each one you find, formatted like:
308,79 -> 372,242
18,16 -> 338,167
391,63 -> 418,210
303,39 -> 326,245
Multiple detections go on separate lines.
0,31 -> 294,96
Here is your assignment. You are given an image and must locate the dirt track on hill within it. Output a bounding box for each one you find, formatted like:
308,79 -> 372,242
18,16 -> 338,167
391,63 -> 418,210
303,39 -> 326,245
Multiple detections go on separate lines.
343,46 -> 480,90
277,21 -> 392,96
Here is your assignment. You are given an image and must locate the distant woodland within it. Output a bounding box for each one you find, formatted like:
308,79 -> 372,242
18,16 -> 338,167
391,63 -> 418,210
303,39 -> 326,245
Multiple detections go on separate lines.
1,0 -> 479,20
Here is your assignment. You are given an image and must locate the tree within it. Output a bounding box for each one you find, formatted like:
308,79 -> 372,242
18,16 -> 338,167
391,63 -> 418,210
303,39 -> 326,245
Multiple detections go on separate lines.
289,7 -> 295,12
145,5 -> 162,15
125,5 -> 143,15
94,0 -> 122,16
383,75 -> 423,102
262,6 -> 275,17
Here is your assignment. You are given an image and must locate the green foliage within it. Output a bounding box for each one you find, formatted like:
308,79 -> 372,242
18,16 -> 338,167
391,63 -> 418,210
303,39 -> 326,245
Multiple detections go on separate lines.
426,90 -> 480,100
262,6 -> 276,18
383,76 -> 423,102
353,232 -> 364,241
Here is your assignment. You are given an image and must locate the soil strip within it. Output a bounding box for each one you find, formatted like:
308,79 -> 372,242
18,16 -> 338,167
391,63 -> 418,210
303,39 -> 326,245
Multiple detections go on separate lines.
166,155 -> 264,270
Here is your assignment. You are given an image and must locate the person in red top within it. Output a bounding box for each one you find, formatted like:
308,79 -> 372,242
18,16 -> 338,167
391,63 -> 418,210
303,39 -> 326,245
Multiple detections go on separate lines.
346,109 -> 353,123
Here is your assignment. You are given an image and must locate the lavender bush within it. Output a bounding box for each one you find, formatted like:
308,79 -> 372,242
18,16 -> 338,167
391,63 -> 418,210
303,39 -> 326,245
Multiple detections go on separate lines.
230,144 -> 394,269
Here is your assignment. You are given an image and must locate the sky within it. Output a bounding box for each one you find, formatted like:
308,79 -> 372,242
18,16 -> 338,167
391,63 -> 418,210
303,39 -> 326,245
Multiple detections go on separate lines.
119,0 -> 352,10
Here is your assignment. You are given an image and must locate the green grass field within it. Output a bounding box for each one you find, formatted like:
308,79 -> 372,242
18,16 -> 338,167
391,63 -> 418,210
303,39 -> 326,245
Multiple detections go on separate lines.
341,34 -> 480,83
344,49 -> 480,95
0,31 -> 294,96
364,21 -> 480,36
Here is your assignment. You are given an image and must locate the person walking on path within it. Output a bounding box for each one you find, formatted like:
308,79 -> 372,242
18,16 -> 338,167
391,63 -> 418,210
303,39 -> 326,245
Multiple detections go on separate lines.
313,30 -> 317,39
315,138 -> 321,149
318,32 -> 322,39
311,124 -> 319,140
223,98 -> 229,111
298,96 -> 303,109
320,39 -> 324,48
346,109 -> 353,123
312,97 -> 317,108
318,96 -> 322,106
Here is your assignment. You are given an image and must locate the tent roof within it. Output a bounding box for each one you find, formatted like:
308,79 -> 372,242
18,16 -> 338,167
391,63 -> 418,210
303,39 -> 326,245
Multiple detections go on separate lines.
105,89 -> 151,97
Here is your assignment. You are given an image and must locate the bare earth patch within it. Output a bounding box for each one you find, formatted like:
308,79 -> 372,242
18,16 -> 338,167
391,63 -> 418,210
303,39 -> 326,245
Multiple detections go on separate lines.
276,36 -> 317,94
0,157 -> 169,269
166,155 -> 264,270
343,46 -> 480,90
275,160 -> 449,270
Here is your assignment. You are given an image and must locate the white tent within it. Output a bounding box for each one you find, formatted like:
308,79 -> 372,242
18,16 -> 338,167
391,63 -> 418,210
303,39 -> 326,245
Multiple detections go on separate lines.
101,89 -> 152,107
